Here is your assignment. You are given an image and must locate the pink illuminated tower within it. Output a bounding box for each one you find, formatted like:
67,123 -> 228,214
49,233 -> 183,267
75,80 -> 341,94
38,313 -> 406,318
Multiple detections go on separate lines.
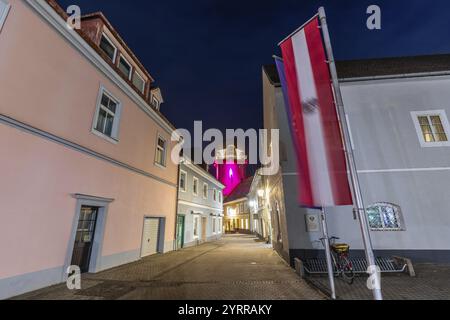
214,145 -> 248,196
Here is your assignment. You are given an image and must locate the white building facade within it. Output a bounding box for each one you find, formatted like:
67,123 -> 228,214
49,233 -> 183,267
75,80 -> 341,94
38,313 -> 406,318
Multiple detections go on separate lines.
263,55 -> 450,265
176,160 -> 225,248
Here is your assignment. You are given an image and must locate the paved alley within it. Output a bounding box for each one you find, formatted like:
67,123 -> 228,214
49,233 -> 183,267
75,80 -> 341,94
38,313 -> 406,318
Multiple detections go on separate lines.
13,235 -> 325,300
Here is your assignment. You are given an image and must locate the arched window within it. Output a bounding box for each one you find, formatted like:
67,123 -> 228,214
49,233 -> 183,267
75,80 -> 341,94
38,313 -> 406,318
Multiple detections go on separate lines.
366,203 -> 403,231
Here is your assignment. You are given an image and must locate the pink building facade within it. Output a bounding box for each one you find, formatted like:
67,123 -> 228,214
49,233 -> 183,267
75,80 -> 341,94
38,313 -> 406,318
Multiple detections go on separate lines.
0,0 -> 179,299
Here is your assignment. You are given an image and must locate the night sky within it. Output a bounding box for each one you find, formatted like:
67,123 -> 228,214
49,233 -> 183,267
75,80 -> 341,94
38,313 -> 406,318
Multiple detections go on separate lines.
59,0 -> 450,136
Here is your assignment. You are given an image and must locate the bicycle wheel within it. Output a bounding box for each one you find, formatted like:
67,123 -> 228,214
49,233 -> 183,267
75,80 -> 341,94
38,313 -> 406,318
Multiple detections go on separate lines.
340,256 -> 354,285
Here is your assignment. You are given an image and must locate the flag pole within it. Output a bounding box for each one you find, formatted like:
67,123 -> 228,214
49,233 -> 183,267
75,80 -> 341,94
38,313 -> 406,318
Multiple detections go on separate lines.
320,207 -> 337,300
318,6 -> 383,300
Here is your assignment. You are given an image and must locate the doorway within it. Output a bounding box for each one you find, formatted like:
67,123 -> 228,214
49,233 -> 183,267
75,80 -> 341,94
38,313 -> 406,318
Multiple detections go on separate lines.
71,206 -> 99,273
201,217 -> 207,241
176,215 -> 185,249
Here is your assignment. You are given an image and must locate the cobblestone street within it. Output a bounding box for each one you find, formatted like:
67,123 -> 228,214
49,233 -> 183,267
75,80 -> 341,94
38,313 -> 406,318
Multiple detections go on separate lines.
13,235 -> 325,300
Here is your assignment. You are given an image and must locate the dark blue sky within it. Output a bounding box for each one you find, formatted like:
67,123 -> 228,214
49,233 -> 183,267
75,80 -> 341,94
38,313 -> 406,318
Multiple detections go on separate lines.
59,0 -> 450,134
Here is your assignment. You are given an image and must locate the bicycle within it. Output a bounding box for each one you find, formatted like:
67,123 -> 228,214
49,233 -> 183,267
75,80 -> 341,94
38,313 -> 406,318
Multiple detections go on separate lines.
316,236 -> 355,285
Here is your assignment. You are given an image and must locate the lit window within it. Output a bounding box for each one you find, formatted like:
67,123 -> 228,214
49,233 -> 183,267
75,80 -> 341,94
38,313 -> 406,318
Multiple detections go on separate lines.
412,110 -> 450,147
179,171 -> 187,192
193,215 -> 200,239
367,203 -> 403,231
132,72 -> 146,94
118,55 -> 132,79
93,88 -> 121,140
193,177 -> 199,196
155,136 -> 167,167
203,183 -> 208,199
99,33 -> 117,62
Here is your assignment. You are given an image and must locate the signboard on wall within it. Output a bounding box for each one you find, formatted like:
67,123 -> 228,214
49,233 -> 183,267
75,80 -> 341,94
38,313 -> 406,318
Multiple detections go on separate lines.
305,214 -> 320,232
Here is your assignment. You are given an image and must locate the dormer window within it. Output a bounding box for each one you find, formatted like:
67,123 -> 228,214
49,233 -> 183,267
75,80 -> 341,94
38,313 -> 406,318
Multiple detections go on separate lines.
151,96 -> 160,110
132,72 -> 146,94
118,55 -> 132,80
99,33 -> 117,62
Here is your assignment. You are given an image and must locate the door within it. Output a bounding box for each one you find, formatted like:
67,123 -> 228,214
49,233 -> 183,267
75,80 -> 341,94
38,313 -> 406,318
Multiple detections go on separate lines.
71,206 -> 99,273
176,215 -> 185,249
201,217 -> 207,241
141,217 -> 160,257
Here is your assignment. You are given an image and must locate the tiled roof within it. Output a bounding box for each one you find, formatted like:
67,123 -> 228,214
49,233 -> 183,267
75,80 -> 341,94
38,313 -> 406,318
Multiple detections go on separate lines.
263,53 -> 450,84
224,176 -> 254,203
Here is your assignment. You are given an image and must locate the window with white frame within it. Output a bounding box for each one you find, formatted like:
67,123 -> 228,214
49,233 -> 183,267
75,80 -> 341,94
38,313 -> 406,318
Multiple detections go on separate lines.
193,215 -> 200,239
155,136 -> 167,167
218,218 -> 222,233
179,170 -> 187,192
0,0 -> 11,32
118,55 -> 132,79
411,110 -> 450,147
203,183 -> 208,199
132,72 -> 146,94
193,177 -> 199,196
212,217 -> 216,234
93,89 -> 121,140
367,203 -> 403,231
99,33 -> 117,62
218,191 -> 222,203
151,95 -> 160,110
213,189 -> 217,201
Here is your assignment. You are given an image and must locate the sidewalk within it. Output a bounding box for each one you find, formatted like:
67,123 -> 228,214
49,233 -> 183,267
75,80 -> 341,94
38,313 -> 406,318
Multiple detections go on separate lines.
307,264 -> 450,300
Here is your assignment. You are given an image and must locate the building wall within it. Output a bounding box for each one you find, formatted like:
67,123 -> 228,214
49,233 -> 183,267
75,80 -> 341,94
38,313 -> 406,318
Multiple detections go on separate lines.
263,68 -> 450,264
223,200 -> 251,233
178,163 -> 224,247
0,0 -> 178,298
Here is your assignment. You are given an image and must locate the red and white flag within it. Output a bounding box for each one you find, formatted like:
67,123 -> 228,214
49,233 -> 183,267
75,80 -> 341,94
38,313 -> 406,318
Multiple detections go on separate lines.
279,17 -> 352,208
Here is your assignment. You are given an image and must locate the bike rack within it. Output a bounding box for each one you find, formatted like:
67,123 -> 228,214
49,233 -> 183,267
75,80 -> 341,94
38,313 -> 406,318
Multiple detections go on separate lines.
303,257 -> 408,275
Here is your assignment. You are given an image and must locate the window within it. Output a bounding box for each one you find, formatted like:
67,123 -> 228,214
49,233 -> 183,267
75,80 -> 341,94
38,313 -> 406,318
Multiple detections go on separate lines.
218,218 -> 222,233
179,170 -> 187,192
218,191 -> 222,203
99,33 -> 117,62
0,0 -> 11,32
193,177 -> 199,196
203,183 -> 208,199
193,215 -> 200,239
132,72 -> 145,94
212,217 -> 216,234
155,136 -> 167,167
411,110 -> 450,147
367,203 -> 403,231
118,55 -> 132,79
213,189 -> 217,201
93,88 -> 121,141
240,203 -> 245,213
151,95 -> 160,110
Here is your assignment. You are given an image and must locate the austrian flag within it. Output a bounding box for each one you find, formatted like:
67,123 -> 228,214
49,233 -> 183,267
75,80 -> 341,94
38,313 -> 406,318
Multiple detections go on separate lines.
279,17 -> 352,208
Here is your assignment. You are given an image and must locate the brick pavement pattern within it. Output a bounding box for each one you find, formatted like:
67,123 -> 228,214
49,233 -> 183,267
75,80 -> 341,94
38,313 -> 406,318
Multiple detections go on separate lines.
307,264 -> 450,300
12,234 -> 325,300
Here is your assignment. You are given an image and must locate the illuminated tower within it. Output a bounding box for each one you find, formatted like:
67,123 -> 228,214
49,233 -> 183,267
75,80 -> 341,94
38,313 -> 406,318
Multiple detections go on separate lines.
214,145 -> 248,196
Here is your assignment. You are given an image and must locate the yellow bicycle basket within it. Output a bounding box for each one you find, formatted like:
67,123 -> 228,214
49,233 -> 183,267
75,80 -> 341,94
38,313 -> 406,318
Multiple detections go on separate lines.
331,244 -> 350,253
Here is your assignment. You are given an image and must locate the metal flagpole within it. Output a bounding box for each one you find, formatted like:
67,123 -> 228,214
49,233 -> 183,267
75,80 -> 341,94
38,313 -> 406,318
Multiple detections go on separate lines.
318,7 -> 383,300
320,207 -> 337,300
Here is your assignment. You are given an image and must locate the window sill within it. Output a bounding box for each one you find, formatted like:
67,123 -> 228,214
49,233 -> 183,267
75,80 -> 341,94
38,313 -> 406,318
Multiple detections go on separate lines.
154,162 -> 167,169
91,129 -> 119,145
370,228 -> 405,232
419,142 -> 450,148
